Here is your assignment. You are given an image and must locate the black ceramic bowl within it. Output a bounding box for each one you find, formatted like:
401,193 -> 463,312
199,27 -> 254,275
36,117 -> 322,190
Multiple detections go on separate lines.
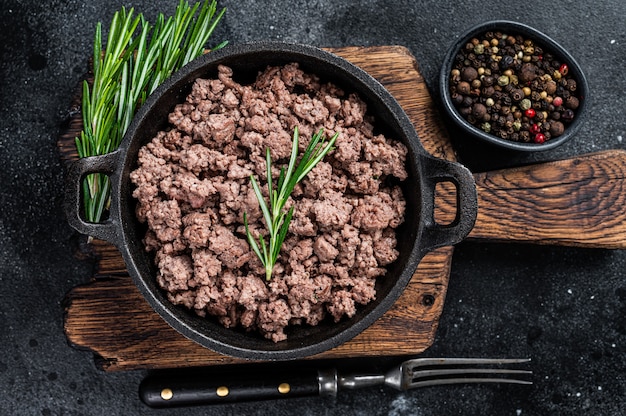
439,20 -> 589,152
65,42 -> 477,360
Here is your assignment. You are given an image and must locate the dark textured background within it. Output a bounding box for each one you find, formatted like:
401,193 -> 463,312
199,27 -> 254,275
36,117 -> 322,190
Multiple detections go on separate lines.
1,0 -> 625,414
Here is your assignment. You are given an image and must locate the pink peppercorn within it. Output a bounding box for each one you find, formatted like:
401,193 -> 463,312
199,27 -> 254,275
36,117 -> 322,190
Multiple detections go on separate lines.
534,133 -> 546,144
525,108 -> 536,118
530,123 -> 541,135
553,96 -> 563,107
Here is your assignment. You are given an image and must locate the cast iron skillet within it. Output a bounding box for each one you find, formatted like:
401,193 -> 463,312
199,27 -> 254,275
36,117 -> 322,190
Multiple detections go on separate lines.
65,42 -> 477,360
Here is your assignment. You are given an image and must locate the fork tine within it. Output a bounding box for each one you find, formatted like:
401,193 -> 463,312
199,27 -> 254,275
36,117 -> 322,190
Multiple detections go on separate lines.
399,358 -> 532,389
410,377 -> 533,389
404,358 -> 531,367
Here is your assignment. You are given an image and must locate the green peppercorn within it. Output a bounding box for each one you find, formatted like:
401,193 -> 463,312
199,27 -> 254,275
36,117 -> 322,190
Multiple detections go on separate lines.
497,75 -> 510,86
480,122 -> 491,133
519,98 -> 532,110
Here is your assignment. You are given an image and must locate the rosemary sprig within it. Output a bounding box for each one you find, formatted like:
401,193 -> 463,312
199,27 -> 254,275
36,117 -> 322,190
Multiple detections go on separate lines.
75,0 -> 226,224
244,127 -> 339,281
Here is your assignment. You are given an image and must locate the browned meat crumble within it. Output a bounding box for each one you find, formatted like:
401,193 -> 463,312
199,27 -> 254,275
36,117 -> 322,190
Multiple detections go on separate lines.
130,63 -> 408,342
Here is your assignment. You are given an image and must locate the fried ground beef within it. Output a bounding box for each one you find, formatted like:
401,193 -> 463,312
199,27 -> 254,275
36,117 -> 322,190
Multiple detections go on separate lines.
130,63 -> 408,342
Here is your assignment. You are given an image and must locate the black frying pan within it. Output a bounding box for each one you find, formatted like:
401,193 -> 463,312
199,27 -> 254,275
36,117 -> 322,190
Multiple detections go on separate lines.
65,42 -> 477,360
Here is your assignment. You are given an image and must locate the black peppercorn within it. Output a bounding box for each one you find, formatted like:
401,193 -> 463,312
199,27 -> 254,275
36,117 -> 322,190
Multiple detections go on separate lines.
543,121 -> 551,131
482,86 -> 495,97
565,96 -> 580,110
500,55 -> 514,70
457,81 -> 471,95
511,88 -> 524,101
461,66 -> 478,81
566,79 -> 577,91
550,121 -> 565,137
520,130 -> 530,142
462,96 -> 474,107
472,103 -> 487,120
519,62 -> 537,83
561,109 -> 575,122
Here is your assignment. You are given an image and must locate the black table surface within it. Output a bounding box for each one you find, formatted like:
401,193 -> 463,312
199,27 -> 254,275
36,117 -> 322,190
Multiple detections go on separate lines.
1,0 -> 625,414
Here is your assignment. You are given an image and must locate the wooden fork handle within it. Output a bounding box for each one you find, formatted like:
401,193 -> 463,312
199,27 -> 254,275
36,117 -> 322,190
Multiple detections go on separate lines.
436,149 -> 626,249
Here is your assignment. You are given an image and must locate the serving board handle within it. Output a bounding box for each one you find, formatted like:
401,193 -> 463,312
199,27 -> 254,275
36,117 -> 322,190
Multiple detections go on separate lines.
437,149 -> 626,249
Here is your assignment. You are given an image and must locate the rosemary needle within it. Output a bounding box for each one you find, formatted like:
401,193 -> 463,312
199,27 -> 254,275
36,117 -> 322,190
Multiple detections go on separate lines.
244,127 -> 339,281
75,0 -> 226,224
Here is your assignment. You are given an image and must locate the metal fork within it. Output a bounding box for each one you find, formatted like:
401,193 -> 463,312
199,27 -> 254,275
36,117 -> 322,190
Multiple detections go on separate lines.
140,357 -> 532,407
322,357 -> 532,395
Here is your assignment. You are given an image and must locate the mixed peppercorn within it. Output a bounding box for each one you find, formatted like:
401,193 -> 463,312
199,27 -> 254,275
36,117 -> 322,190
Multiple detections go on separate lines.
449,31 -> 581,144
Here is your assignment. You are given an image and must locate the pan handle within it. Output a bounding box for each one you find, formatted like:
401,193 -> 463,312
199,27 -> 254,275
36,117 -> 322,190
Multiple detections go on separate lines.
417,154 -> 477,253
64,151 -> 123,245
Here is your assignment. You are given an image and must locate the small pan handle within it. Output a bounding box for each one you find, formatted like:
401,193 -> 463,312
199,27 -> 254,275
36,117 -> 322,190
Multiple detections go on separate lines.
64,151 -> 123,245
417,154 -> 477,253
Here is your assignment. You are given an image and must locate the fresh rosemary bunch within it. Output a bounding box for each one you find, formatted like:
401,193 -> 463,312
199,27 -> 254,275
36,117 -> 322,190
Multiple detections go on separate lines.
75,0 -> 226,224
244,127 -> 339,281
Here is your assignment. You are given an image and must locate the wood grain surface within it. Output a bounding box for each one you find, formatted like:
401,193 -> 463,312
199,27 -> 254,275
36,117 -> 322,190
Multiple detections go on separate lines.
434,149 -> 626,249
61,46 -> 459,371
472,150 -> 626,248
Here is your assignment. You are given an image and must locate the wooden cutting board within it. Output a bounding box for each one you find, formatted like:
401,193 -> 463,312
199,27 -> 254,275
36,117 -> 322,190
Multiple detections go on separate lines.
59,46 -> 458,371
59,46 -> 626,371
